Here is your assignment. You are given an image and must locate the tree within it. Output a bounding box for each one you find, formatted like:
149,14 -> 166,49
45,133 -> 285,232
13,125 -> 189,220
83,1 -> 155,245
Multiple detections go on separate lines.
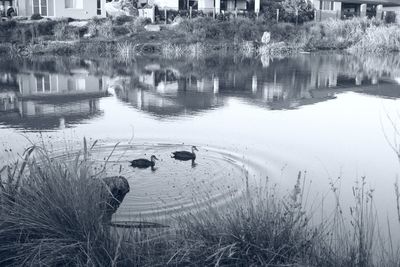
280,0 -> 314,24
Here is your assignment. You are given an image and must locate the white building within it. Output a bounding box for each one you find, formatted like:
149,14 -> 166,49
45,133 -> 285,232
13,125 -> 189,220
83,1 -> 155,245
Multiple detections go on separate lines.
15,0 -> 106,19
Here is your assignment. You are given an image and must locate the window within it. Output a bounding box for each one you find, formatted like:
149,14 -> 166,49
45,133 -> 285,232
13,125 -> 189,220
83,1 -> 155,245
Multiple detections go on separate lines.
40,0 -> 47,15
44,75 -> 50,92
67,79 -> 75,91
97,0 -> 101,15
33,0 -> 47,16
320,1 -> 334,10
35,74 -> 50,92
65,0 -> 83,9
33,0 -> 40,14
76,79 -> 86,91
36,75 -> 43,92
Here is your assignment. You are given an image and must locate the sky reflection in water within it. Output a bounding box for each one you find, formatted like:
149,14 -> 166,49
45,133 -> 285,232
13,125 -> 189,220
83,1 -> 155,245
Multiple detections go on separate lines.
0,53 -> 400,224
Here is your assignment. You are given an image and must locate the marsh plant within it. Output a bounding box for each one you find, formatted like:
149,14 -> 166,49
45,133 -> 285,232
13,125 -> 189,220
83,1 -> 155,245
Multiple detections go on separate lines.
1,142 -> 400,266
0,142 -> 117,266
349,25 -> 400,53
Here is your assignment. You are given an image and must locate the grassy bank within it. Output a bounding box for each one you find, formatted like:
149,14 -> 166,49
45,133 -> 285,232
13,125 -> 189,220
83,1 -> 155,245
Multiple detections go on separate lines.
1,142 -> 400,266
1,16 -> 399,59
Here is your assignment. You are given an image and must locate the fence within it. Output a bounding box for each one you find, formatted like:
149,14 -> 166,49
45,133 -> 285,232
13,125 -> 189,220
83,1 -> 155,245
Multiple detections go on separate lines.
314,10 -> 340,21
144,6 -> 292,24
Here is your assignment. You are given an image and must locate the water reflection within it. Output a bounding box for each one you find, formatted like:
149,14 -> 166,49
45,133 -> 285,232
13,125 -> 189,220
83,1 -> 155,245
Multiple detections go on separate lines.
0,60 -> 109,130
1,53 -> 400,130
110,54 -> 400,115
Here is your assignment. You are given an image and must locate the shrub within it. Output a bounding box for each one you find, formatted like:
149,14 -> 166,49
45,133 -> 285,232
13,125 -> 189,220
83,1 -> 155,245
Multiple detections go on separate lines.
112,25 -> 130,36
385,11 -> 397,24
175,17 -> 265,43
280,0 -> 315,23
0,20 -> 17,31
0,43 -> 12,55
0,145 -> 113,266
0,20 -> 17,39
30,13 -> 43,20
114,14 -> 135,25
88,18 -> 113,38
36,20 -> 58,35
54,23 -> 84,40
233,18 -> 264,41
350,25 -> 400,53
303,18 -> 382,50
269,22 -> 298,42
260,0 -> 284,22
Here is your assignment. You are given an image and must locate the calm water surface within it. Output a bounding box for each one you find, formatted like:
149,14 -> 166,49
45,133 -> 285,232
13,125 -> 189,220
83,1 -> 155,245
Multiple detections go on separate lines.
1,53 -> 400,225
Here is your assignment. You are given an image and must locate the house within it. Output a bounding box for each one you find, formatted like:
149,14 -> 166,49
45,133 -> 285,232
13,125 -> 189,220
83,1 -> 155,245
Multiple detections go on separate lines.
143,0 -> 259,13
15,0 -> 107,19
313,0 -> 400,21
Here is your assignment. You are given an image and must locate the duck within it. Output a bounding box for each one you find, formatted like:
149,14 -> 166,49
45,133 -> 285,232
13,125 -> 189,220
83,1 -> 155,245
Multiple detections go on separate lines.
130,155 -> 158,169
172,146 -> 198,161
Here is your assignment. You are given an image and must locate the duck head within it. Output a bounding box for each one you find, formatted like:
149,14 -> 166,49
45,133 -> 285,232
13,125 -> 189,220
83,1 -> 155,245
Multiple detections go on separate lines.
150,155 -> 159,162
192,146 -> 199,153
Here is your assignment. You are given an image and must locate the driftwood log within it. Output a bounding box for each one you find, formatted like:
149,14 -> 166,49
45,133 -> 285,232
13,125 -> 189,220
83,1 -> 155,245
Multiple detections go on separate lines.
102,176 -> 130,222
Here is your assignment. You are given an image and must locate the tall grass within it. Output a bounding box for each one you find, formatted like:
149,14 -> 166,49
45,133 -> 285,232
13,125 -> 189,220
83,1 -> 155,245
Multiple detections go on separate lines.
161,42 -> 207,58
349,25 -> 400,53
116,41 -> 137,61
1,143 -> 400,266
0,144 -> 114,266
174,174 -> 324,266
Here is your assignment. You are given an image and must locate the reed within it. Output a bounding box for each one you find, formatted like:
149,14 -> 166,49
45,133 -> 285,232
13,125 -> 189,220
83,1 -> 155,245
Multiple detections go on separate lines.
1,142 -> 400,266
161,43 -> 207,58
349,25 -> 400,53
0,143 -> 113,266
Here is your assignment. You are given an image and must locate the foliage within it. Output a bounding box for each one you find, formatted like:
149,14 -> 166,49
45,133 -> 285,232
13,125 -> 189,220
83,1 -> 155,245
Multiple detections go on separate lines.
114,14 -> 135,25
303,17 -> 384,50
280,0 -> 314,23
0,20 -> 17,39
0,142 -> 400,266
88,18 -> 113,38
0,144 -> 113,266
175,17 -> 265,42
260,0 -> 284,22
385,11 -> 397,24
35,20 -> 58,36
30,13 -> 43,20
269,22 -> 298,42
349,25 -> 400,53
112,25 -> 131,36
260,0 -> 314,24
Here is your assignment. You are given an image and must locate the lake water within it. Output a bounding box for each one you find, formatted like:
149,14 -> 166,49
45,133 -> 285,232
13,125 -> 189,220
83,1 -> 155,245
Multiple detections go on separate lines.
1,53 -> 400,226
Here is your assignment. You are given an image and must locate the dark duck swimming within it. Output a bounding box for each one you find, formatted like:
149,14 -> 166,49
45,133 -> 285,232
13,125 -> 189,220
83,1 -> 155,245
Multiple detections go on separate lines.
130,155 -> 158,169
172,146 -> 198,161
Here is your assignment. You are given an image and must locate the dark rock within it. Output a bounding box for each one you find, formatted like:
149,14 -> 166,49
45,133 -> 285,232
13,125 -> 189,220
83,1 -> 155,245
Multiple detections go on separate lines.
102,176 -> 130,221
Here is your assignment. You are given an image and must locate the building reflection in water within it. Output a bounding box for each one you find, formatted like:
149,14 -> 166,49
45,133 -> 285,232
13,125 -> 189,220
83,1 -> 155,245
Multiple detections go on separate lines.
112,54 -> 400,116
0,66 -> 108,131
112,63 -> 224,118
1,53 -> 400,129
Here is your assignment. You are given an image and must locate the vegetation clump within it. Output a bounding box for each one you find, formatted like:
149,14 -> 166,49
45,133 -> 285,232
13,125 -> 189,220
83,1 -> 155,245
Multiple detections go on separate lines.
1,142 -> 400,266
1,14 -> 400,59
30,13 -> 43,20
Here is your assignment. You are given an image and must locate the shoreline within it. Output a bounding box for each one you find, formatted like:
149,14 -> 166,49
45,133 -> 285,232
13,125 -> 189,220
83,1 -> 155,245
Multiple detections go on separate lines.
1,16 -> 400,59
